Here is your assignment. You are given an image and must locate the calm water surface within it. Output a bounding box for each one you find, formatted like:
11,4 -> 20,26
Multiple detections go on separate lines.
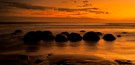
0,23 -> 135,61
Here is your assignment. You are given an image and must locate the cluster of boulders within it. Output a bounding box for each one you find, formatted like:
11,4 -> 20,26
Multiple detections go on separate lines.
23,31 -> 117,44
11,29 -> 23,35
23,31 -> 55,43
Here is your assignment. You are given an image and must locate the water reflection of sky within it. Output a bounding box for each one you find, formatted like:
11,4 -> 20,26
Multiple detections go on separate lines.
0,23 -> 135,61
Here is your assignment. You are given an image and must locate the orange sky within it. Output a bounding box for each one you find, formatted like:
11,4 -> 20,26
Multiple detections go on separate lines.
0,0 -> 135,22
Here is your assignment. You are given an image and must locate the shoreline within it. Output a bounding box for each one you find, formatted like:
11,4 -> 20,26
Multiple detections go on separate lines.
0,30 -> 135,65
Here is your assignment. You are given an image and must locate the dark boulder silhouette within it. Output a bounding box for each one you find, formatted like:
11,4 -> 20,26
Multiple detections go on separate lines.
96,32 -> 103,36
36,31 -> 43,39
55,34 -> 68,42
41,31 -> 54,41
23,31 -> 40,44
117,35 -> 122,37
42,31 -> 53,35
36,31 -> 43,35
61,32 -> 70,37
83,31 -> 100,41
80,30 -> 85,32
68,33 -> 82,42
122,32 -> 127,34
11,29 -> 23,35
103,34 -> 116,41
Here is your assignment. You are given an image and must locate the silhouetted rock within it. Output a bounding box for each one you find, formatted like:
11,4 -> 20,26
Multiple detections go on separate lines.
117,35 -> 122,37
115,59 -> 132,64
80,30 -> 85,32
41,31 -> 54,41
36,31 -> 43,39
55,34 -> 68,42
69,33 -> 82,42
61,32 -> 70,37
47,54 -> 53,58
122,32 -> 127,34
43,31 -> 53,34
83,31 -> 100,41
36,31 -> 43,34
96,32 -> 103,36
103,34 -> 116,41
11,29 -> 23,35
23,31 -> 40,44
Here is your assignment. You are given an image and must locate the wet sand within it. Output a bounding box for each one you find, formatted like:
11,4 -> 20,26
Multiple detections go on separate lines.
0,32 -> 135,65
0,54 -> 135,65
0,54 -> 118,65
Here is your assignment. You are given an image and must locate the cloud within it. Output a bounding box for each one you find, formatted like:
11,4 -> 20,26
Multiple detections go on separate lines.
0,1 -> 18,14
70,13 -> 82,15
69,12 -> 88,15
89,11 -> 109,14
31,12 -> 53,15
78,4 -> 92,7
83,0 -> 89,3
3,1 -> 53,10
1,1 -> 108,14
56,7 -> 99,12
61,1 -> 68,3
72,0 -> 77,3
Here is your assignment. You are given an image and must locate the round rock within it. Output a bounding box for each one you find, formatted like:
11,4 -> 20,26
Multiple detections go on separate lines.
83,31 -> 100,41
103,34 -> 116,41
41,31 -> 54,41
23,31 -> 40,44
68,33 -> 82,42
55,34 -> 68,42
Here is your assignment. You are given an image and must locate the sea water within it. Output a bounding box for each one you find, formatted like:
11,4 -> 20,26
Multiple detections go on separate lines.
0,22 -> 135,61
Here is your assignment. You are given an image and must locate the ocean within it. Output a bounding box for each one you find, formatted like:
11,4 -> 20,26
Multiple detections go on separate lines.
0,22 -> 135,61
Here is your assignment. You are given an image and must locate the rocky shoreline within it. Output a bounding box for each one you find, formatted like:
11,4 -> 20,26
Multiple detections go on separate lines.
0,30 -> 134,65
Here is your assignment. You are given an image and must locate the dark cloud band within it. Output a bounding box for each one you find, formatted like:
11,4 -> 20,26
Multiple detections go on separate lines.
1,1 -> 108,14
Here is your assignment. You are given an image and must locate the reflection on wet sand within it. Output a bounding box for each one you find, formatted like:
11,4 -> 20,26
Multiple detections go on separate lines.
0,30 -> 135,65
0,54 -> 134,65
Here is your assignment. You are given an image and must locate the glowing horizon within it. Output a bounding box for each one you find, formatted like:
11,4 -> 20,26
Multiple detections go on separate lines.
0,0 -> 135,22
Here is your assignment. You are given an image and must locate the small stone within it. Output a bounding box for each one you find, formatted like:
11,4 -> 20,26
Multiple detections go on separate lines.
103,34 -> 116,41
117,35 -> 122,37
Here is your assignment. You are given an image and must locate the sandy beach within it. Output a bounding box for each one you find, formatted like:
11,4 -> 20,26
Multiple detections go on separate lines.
0,30 -> 135,65
1,0 -> 135,64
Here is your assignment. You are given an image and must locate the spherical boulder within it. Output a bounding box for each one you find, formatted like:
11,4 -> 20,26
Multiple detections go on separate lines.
36,31 -> 43,35
117,35 -> 122,37
36,31 -> 42,39
61,32 -> 70,37
122,32 -> 127,34
80,30 -> 85,32
11,29 -> 23,35
43,31 -> 53,35
23,31 -> 40,44
68,33 -> 82,42
96,32 -> 103,36
41,31 -> 54,41
55,34 -> 68,42
83,31 -> 100,41
103,34 -> 116,41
